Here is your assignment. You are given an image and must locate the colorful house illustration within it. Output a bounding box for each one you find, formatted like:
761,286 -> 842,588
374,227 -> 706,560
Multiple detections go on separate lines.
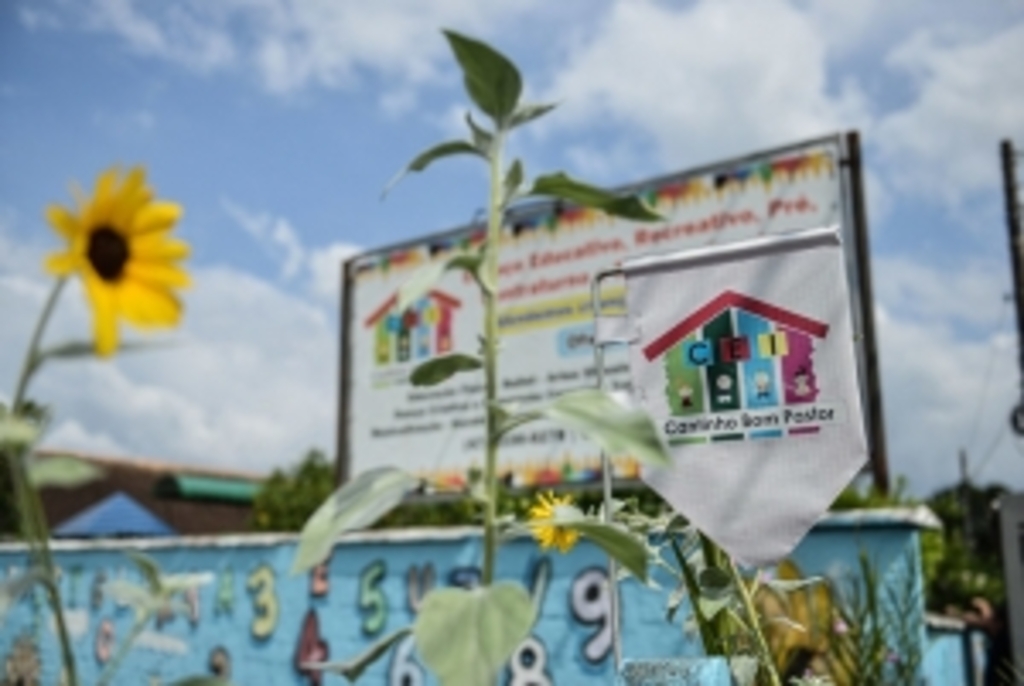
642,290 -> 829,442
364,290 -> 462,365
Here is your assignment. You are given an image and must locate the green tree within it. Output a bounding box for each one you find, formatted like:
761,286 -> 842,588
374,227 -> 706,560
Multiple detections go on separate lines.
251,449 -> 334,532
925,482 -> 1007,612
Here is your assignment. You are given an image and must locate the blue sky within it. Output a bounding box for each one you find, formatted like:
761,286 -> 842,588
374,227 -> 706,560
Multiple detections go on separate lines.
1,0 -> 1023,496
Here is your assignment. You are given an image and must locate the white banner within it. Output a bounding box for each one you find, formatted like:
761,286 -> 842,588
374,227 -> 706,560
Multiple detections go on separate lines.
345,139 -> 848,491
623,227 -> 867,564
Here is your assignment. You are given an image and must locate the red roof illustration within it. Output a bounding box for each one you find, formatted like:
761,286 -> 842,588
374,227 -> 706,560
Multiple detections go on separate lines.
364,289 -> 462,328
642,290 -> 829,361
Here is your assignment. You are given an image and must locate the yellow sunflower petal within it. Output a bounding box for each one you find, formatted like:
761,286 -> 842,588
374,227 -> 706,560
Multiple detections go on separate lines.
129,201 -> 183,235
45,205 -> 81,241
124,261 -> 191,288
110,168 -> 152,227
87,167 -> 121,227
85,276 -> 119,357
117,280 -> 182,328
129,235 -> 191,261
44,252 -> 80,276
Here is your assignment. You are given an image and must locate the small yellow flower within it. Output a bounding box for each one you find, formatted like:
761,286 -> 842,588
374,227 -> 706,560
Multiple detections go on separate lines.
44,167 -> 190,356
528,491 -> 580,553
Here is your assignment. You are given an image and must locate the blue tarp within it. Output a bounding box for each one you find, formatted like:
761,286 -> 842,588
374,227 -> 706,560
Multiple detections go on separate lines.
53,491 -> 177,538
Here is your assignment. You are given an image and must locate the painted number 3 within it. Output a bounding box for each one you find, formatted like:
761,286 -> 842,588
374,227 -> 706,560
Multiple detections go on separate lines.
247,564 -> 278,640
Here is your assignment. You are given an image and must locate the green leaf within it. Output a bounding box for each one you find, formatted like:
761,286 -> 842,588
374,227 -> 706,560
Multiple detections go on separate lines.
697,566 -> 733,599
304,627 -> 412,682
763,576 -> 824,593
508,102 -> 557,129
0,567 -> 47,622
503,159 -> 524,206
397,250 -> 482,312
27,454 -> 103,489
729,656 -> 760,686
383,140 -> 484,198
665,583 -> 688,623
125,551 -> 162,594
561,516 -> 649,583
168,678 -> 235,686
292,467 -> 420,574
0,414 -> 39,449
103,579 -> 157,615
539,389 -> 670,467
494,410 -> 542,442
159,572 -> 214,595
414,583 -> 535,686
442,30 -> 522,124
697,594 -> 733,621
528,172 -> 662,221
465,112 -> 493,153
410,354 -> 482,387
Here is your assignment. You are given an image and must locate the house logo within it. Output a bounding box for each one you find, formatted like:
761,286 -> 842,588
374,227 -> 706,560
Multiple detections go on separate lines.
364,290 -> 462,366
642,290 -> 843,443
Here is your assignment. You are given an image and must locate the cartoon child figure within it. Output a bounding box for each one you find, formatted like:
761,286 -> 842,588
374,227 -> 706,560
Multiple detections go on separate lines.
793,367 -> 813,398
715,374 -> 733,403
677,383 -> 694,408
753,371 -> 771,399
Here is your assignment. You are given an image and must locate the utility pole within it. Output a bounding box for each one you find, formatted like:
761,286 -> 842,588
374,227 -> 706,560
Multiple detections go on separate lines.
1003,140 -> 1024,437
959,448 -> 973,551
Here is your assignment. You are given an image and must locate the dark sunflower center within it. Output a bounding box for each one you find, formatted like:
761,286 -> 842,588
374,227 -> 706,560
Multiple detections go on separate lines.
87,226 -> 129,281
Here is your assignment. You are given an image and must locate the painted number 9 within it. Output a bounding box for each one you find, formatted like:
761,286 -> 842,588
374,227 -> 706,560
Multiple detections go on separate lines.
571,567 -> 612,663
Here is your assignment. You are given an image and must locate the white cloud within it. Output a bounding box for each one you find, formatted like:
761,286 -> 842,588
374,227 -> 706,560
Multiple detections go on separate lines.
222,198 -> 306,280
872,255 -> 1024,495
70,0 -> 542,96
538,0 -> 868,176
874,23 -> 1024,207
45,419 -> 128,456
874,256 -> 1009,331
221,197 -> 360,298
307,241 -> 360,302
0,212 -> 338,474
85,0 -> 236,72
876,303 -> 1024,495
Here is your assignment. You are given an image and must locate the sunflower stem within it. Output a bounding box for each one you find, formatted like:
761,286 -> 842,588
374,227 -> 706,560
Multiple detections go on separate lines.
7,276 -> 80,686
12,277 -> 66,411
481,129 -> 505,587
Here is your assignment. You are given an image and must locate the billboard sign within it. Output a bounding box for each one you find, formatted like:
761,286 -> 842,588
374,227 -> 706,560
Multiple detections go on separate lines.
340,134 -> 874,489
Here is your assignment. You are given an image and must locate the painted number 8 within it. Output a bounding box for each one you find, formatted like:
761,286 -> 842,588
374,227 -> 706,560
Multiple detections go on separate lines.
507,635 -> 552,686
571,567 -> 612,663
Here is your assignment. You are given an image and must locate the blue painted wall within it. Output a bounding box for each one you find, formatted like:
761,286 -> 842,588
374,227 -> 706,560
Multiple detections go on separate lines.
0,511 -> 949,685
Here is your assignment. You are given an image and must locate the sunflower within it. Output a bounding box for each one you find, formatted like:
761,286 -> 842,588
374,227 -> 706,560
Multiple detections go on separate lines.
44,166 -> 190,356
527,491 -> 580,553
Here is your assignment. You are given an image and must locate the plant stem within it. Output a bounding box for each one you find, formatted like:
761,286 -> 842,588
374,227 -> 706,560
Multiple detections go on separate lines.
481,131 -> 505,586
12,278 -> 66,412
8,277 -> 79,686
727,556 -> 782,686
